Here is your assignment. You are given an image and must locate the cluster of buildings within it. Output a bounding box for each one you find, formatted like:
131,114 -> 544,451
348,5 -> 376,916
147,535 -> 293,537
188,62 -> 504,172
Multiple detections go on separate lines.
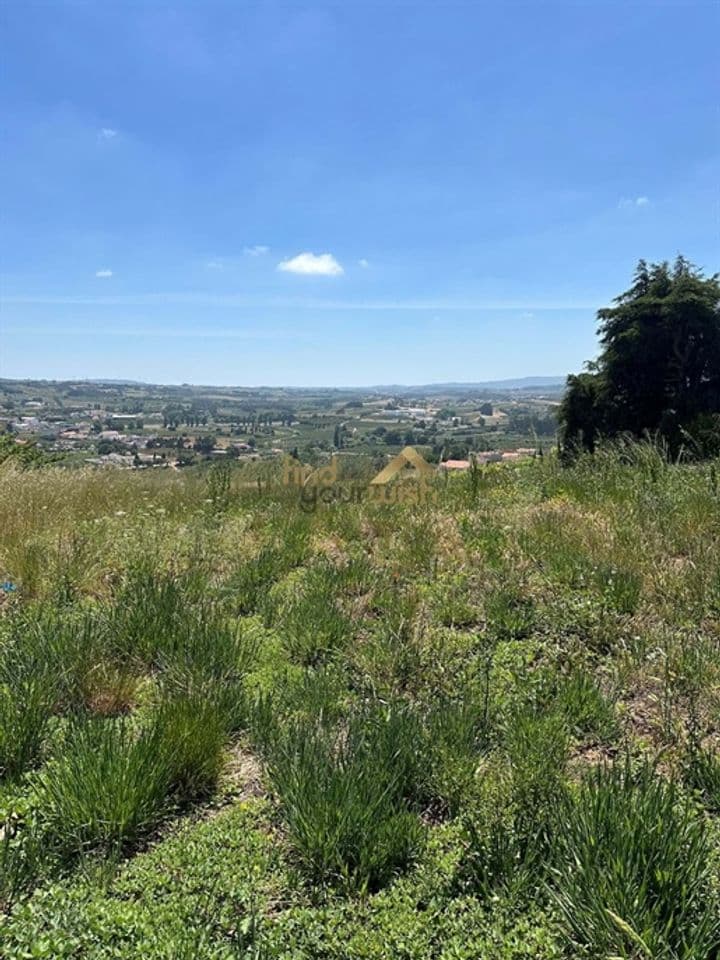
439,448 -> 538,471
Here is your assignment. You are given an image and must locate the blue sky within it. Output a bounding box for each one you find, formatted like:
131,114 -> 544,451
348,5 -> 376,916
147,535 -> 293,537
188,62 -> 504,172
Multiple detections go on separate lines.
1,1 -> 718,386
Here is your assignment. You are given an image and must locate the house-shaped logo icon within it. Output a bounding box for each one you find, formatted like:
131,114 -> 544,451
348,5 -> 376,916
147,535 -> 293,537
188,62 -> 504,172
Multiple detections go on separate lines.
282,446 -> 435,510
369,446 -> 435,485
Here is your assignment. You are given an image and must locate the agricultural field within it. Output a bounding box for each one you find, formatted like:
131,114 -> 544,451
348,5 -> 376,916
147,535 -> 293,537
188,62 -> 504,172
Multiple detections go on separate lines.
1,444 -> 719,958
0,378 -> 560,470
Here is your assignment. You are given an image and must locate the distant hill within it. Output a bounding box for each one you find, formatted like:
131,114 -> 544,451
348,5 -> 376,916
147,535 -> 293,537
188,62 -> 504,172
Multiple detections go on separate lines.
85,379 -> 149,386
368,376 -> 566,394
1,375 -> 565,393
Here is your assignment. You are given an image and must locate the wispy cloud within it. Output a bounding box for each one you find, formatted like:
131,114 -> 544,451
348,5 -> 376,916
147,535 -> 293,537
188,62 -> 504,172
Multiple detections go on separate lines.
95,269 -> 113,278
98,128 -> 118,141
358,258 -> 370,268
277,252 -> 344,276
618,195 -> 650,209
243,245 -> 269,257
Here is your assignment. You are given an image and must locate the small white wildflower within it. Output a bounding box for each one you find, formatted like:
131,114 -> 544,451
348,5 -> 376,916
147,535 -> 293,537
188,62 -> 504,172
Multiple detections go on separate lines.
115,510 -> 127,517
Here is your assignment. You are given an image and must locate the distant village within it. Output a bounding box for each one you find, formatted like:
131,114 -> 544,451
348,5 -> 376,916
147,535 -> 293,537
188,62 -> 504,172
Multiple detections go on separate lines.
0,380 -> 560,470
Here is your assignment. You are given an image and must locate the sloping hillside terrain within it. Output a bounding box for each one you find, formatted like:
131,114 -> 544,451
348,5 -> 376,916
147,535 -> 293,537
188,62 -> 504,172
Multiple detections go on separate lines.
1,446 -> 719,958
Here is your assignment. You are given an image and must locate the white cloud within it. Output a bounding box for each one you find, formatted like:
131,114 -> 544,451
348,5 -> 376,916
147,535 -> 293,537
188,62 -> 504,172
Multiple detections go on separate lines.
277,252 -> 344,276
95,269 -> 113,278
358,258 -> 369,268
98,128 -> 118,141
618,196 -> 650,209
243,245 -> 270,256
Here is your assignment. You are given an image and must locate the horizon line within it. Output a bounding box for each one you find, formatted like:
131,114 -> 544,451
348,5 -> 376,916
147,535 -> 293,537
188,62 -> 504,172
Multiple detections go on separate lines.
0,374 -> 567,391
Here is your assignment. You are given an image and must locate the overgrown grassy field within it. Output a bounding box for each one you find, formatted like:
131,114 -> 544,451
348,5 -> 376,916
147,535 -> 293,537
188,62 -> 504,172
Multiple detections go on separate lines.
1,445 -> 719,958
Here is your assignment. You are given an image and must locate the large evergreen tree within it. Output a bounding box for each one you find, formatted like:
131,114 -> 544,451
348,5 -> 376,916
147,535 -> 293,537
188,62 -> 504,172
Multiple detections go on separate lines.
559,257 -> 720,455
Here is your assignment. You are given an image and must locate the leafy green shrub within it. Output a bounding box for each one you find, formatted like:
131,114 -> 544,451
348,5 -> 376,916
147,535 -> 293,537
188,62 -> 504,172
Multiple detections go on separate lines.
552,761 -> 720,958
266,707 -> 424,892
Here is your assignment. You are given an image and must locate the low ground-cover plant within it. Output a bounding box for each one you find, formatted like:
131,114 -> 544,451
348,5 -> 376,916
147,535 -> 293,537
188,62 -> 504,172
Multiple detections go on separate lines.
0,801 -> 275,959
0,793 -> 52,912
